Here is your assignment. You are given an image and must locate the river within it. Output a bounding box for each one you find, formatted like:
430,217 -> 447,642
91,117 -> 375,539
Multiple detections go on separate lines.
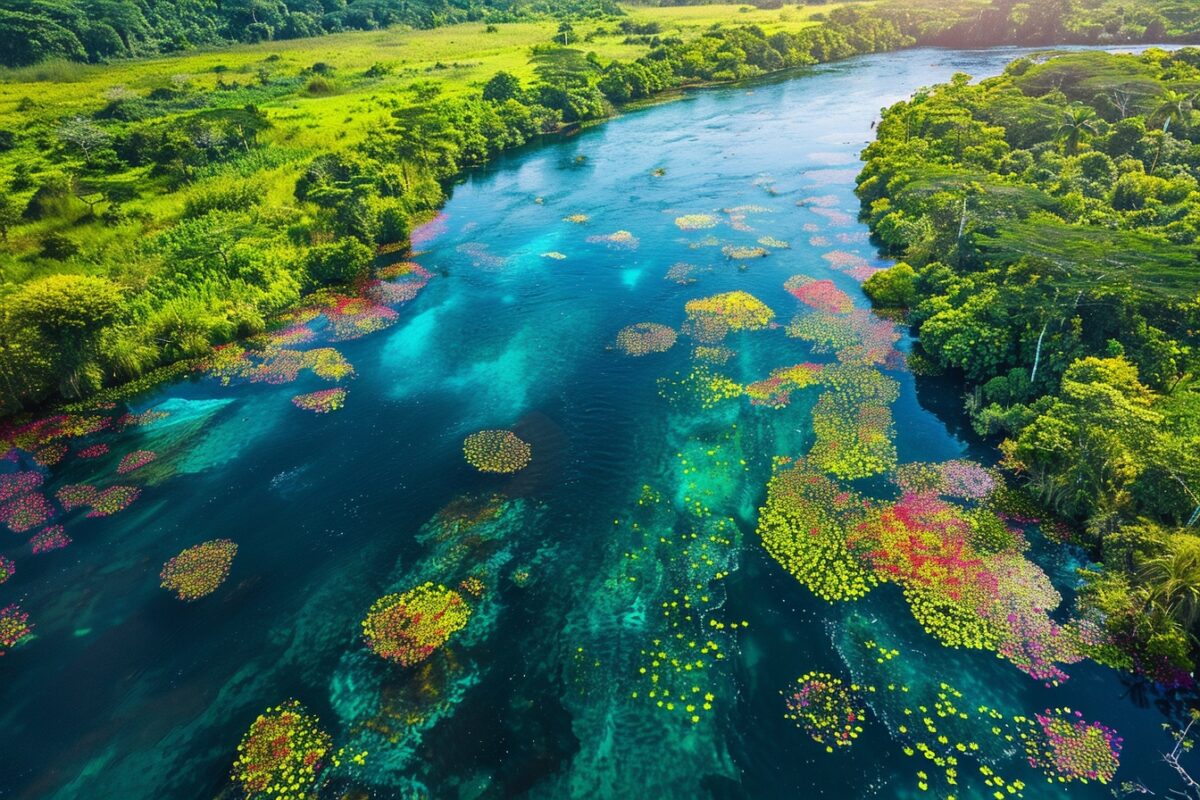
0,46 -> 1188,800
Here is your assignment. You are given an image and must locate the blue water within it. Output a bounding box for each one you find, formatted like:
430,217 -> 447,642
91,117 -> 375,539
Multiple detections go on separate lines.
0,47 -> 1191,800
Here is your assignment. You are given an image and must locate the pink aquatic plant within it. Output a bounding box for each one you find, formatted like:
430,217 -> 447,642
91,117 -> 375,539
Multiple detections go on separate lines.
1023,708 -> 1122,784
291,388 -> 347,414
30,525 -> 70,554
785,276 -> 854,314
0,471 -> 43,503
56,484 -> 97,512
116,450 -> 157,475
77,444 -> 110,459
0,492 -> 54,533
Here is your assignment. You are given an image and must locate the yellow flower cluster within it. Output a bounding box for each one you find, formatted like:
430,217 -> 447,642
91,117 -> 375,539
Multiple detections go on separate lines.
232,700 -> 331,800
159,539 -> 238,601
783,671 -> 866,751
675,214 -> 719,230
755,461 -> 878,602
361,582 -> 471,666
463,430 -> 532,474
684,291 -> 775,343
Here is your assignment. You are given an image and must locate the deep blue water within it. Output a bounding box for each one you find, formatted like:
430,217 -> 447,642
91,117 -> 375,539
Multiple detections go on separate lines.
0,46 -> 1192,800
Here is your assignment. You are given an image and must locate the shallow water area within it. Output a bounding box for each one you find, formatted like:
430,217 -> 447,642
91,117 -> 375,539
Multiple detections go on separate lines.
0,46 -> 1191,800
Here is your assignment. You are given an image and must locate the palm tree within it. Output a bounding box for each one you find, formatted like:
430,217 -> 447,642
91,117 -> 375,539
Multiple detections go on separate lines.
1055,105 -> 1100,155
1148,89 -> 1193,133
1146,90 -> 1193,172
1141,535 -> 1200,631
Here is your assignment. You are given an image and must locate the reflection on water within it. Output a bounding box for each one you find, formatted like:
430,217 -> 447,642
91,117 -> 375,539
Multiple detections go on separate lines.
0,46 -> 1189,800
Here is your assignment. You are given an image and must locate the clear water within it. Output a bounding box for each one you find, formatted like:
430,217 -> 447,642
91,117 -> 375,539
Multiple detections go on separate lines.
0,47 -> 1189,800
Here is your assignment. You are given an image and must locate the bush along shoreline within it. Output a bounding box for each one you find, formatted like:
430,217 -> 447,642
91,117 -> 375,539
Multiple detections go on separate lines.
857,47 -> 1200,682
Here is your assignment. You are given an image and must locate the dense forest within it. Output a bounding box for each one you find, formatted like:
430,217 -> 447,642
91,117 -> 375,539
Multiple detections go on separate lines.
858,48 -> 1200,680
5,0 -> 1200,68
0,0 -> 623,67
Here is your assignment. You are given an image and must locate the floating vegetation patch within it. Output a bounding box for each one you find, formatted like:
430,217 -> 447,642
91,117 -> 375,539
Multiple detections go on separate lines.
361,582 -> 471,666
788,310 -> 903,369
457,241 -> 508,270
692,345 -> 735,365
744,363 -> 822,409
463,430 -> 532,474
33,443 -> 67,466
783,671 -> 866,751
1021,708 -> 1122,784
87,486 -> 140,517
563,213 -> 589,224
722,244 -> 769,260
811,207 -> 855,226
799,194 -> 840,208
665,262 -> 706,285
541,251 -> 567,260
204,345 -> 354,386
810,235 -> 832,247
615,323 -> 677,357
1,492 -> 54,534
314,294 -> 401,341
266,324 -> 316,348
757,460 -> 878,601
0,471 -> 42,503
370,262 -> 433,304
0,555 -> 13,584
785,276 -> 853,314
822,250 -> 871,271
409,212 -> 449,248
56,484 -> 96,511
586,230 -> 639,250
894,461 -> 999,503
688,234 -> 724,249
30,525 -> 70,554
658,366 -> 743,411
292,388 -> 347,414
76,443 -> 109,459
808,365 -> 899,479
0,604 -> 32,655
160,539 -> 238,601
116,450 -> 156,475
232,700 -> 333,800
838,232 -> 869,244
683,291 -> 774,343
675,214 -> 719,231
757,236 -> 790,249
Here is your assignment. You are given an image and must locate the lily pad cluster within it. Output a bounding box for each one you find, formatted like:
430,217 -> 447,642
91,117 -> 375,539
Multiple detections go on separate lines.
361,581 -> 471,666
30,525 -> 70,554
232,700 -> 332,800
463,430 -> 532,474
785,276 -> 853,314
1022,707 -> 1122,784
683,291 -> 775,343
291,388 -> 347,414
616,323 -> 678,357
744,363 -> 822,408
160,539 -> 239,601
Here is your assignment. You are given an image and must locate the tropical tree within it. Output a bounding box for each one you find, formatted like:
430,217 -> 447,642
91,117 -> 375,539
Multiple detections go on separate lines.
1055,104 -> 1100,154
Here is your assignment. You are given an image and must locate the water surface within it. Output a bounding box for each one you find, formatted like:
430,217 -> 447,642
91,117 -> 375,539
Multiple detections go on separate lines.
0,46 -> 1187,800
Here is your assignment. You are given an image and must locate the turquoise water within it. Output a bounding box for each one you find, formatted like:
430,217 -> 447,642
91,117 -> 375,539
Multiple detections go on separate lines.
0,47 -> 1191,800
